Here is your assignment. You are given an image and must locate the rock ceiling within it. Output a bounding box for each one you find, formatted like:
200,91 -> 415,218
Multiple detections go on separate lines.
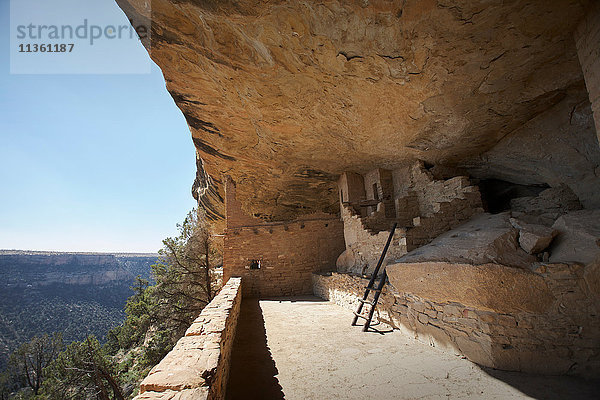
116,0 -> 592,225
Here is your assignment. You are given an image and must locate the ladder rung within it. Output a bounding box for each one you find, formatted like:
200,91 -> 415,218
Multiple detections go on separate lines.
358,298 -> 375,306
353,312 -> 368,319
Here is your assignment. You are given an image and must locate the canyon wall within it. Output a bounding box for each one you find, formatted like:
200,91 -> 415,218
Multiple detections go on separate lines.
0,251 -> 157,370
0,251 -> 156,286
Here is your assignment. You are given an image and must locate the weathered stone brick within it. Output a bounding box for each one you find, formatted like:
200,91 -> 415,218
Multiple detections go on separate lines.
134,278 -> 242,400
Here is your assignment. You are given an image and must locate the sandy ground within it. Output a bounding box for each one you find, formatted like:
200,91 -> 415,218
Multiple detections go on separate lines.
227,297 -> 598,400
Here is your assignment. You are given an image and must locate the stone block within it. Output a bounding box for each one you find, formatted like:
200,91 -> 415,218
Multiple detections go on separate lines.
510,217 -> 558,254
410,301 -> 427,313
417,312 -> 429,324
415,321 -> 456,350
442,304 -> 461,317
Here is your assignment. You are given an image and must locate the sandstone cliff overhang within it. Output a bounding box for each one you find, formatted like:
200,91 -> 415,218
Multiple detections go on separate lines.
116,0 -> 596,226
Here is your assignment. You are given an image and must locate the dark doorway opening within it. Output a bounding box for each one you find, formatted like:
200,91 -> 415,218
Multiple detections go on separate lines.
372,183 -> 379,201
478,179 -> 549,213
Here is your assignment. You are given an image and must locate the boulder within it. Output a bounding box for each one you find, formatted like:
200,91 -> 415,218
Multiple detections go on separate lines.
335,248 -> 357,273
386,261 -> 554,314
549,210 -> 600,264
509,218 -> 558,254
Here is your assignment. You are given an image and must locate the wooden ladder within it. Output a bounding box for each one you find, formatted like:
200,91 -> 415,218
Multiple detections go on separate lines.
352,223 -> 397,332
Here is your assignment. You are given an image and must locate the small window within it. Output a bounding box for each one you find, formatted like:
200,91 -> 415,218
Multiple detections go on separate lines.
249,260 -> 261,270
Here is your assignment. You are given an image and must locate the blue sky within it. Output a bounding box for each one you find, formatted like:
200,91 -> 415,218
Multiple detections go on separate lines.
0,0 -> 197,252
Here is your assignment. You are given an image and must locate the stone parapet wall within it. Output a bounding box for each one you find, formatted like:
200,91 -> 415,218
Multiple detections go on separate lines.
313,265 -> 600,377
134,278 -> 242,400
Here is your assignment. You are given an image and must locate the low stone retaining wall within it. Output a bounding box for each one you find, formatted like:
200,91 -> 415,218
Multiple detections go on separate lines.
134,277 -> 242,400
312,272 -> 397,328
313,264 -> 600,378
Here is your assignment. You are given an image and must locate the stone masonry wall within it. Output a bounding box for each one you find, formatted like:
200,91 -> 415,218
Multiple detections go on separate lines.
407,191 -> 483,249
134,278 -> 242,400
224,180 -> 345,297
393,162 -> 482,217
336,170 -> 483,275
313,266 -> 600,378
575,1 -> 600,142
336,205 -> 407,275
364,168 -> 395,218
313,272 -> 397,325
337,171 -> 365,206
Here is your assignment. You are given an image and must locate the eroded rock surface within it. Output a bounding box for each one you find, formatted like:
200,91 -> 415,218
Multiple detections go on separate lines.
509,185 -> 583,226
386,261 -> 554,314
464,87 -> 600,208
549,210 -> 600,264
396,213 -> 537,268
115,0 -> 595,224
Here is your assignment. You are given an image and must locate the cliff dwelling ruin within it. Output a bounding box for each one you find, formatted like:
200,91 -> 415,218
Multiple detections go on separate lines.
116,0 -> 600,398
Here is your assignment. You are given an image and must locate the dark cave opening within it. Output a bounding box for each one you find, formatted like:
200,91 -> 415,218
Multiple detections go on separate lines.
477,179 -> 549,214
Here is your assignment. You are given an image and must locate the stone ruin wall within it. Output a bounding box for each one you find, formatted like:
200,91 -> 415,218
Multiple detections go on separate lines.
134,278 -> 242,400
363,169 -> 395,218
337,205 -> 408,275
337,164 -> 484,275
392,162 -> 479,217
223,179 -> 345,297
313,264 -> 600,378
404,175 -> 483,249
